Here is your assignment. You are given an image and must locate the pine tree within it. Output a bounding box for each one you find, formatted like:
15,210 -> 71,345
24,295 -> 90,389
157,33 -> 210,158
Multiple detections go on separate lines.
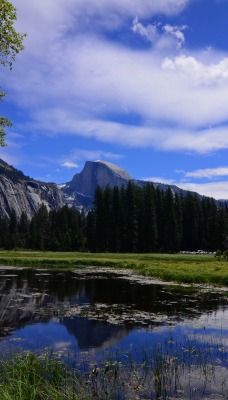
110,186 -> 121,252
93,186 -> 105,251
155,187 -> 164,252
18,211 -> 29,248
125,182 -> 138,252
34,204 -> 50,251
162,188 -> 178,253
143,183 -> 158,252
86,210 -> 96,252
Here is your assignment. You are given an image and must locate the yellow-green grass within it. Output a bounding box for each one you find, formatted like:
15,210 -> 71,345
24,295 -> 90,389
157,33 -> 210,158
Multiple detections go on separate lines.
0,250 -> 227,286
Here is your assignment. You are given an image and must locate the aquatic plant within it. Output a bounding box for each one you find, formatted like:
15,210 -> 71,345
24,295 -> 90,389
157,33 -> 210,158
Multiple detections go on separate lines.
0,351 -> 87,400
0,335 -> 227,399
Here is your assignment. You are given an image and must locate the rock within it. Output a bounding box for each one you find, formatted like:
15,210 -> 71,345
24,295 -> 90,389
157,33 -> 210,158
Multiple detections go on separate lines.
61,160 -> 132,210
0,158 -> 226,219
0,159 -> 63,219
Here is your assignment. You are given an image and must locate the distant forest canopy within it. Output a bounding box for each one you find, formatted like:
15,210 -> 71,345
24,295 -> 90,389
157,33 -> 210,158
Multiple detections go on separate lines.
0,181 -> 228,253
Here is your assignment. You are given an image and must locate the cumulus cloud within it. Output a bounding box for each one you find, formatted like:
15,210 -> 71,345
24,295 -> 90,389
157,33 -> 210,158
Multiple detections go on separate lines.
162,55 -> 228,85
62,162 -> 79,169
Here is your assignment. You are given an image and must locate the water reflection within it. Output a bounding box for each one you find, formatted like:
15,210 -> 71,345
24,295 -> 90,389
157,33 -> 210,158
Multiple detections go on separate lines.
0,268 -> 227,353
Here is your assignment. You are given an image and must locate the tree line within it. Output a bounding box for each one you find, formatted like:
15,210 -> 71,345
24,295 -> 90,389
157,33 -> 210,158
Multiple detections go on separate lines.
0,182 -> 227,253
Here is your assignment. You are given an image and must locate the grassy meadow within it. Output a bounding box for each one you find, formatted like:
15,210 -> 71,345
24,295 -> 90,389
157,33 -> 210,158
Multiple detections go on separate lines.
0,250 -> 227,286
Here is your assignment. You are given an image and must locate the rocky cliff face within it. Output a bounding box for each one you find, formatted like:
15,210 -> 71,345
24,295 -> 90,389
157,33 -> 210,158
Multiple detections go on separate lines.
0,158 -> 219,219
0,159 -> 64,219
68,160 -> 132,197
61,160 -> 132,209
61,160 -> 186,210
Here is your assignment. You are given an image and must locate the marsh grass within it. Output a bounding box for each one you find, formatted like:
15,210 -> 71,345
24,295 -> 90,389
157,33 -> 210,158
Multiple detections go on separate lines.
0,335 -> 227,400
0,351 -> 87,400
0,250 -> 228,286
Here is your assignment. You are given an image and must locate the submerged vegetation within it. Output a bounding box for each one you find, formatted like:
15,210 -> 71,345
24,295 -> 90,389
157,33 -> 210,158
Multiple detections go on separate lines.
0,250 -> 228,286
0,334 -> 227,400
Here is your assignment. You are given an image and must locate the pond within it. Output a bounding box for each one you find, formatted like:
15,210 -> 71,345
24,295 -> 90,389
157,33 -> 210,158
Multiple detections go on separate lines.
0,266 -> 228,399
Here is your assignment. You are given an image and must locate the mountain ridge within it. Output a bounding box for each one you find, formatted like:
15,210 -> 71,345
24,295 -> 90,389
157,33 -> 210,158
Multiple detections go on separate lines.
0,158 -> 226,219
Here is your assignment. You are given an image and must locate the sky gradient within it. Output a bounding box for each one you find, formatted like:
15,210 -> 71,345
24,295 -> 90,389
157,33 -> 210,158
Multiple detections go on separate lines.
1,0 -> 228,199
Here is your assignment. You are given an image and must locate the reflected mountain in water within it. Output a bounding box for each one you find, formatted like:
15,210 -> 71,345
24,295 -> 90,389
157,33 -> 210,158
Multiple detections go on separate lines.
0,268 -> 227,350
63,316 -> 128,349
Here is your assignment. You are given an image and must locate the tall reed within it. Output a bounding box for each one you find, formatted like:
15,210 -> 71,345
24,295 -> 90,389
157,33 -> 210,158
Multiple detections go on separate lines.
1,335 -> 227,400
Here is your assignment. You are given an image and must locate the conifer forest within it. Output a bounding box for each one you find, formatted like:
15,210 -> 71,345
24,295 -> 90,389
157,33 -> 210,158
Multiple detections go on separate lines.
0,182 -> 227,253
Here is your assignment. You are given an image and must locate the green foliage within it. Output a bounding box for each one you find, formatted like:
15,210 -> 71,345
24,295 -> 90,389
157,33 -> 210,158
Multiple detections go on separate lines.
0,100 -> 11,146
90,183 -> 228,254
0,0 -> 26,145
0,183 -> 228,255
215,249 -> 228,261
0,352 -> 83,400
215,249 -> 222,261
0,0 -> 26,69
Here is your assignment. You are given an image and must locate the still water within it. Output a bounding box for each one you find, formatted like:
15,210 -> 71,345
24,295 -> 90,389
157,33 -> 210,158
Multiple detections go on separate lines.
0,266 -> 228,362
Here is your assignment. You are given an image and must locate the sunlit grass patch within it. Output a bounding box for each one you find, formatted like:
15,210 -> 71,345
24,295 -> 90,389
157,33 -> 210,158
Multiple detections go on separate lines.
0,250 -> 227,286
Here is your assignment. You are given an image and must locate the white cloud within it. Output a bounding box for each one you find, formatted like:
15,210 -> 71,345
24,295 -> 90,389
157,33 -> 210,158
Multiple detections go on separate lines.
22,112 -> 228,154
163,24 -> 187,48
14,0 -> 190,36
185,167 -> 228,179
142,177 -> 176,184
162,55 -> 228,85
142,176 -> 228,200
62,162 -> 79,169
69,149 -> 123,162
132,18 -> 187,49
132,17 -> 159,43
8,33 -> 228,131
3,0 -> 228,157
177,181 -> 228,199
60,150 -> 123,171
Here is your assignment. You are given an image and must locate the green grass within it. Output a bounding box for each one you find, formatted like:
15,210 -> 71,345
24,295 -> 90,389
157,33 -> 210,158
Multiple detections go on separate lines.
0,352 -> 85,400
0,250 -> 227,286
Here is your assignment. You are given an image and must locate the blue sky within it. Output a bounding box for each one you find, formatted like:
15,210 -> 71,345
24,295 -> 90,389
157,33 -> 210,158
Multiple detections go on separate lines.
1,0 -> 228,199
